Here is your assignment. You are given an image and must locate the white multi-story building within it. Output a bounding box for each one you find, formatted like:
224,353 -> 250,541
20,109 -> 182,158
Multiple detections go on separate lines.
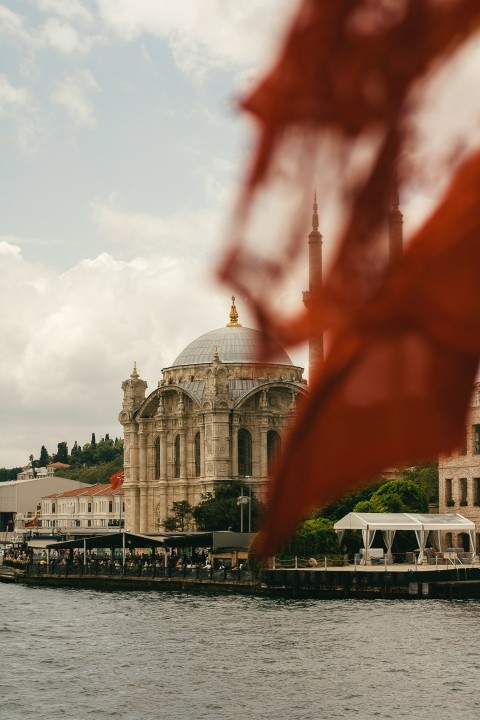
439,382 -> 480,552
41,484 -> 125,533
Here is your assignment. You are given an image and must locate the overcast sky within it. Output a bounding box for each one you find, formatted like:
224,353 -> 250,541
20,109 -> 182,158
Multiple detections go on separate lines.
2,1 -> 480,468
0,0 -> 307,467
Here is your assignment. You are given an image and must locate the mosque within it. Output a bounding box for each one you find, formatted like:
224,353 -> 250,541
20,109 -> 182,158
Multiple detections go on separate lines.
119,195 -> 403,534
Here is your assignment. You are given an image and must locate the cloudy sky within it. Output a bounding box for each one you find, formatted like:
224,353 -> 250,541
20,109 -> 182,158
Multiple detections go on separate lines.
0,0 -> 307,467
2,1 -> 480,468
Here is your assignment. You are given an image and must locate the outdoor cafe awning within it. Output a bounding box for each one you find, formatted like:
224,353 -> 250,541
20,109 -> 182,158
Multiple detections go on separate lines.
44,530 -> 256,552
44,531 -> 215,551
334,513 -> 476,561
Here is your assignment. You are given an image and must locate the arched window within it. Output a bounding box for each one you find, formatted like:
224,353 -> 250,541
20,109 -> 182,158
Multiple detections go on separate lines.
267,430 -> 281,476
238,429 -> 252,477
154,437 -> 161,479
174,435 -> 181,478
194,432 -> 201,477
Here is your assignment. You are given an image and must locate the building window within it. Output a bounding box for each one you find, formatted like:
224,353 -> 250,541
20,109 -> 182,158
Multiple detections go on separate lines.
109,501 -> 113,513
194,432 -> 201,477
460,478 -> 468,506
87,520 -> 91,527
473,425 -> 480,454
267,430 -> 281,476
238,429 -> 252,477
155,437 -> 161,480
445,479 -> 453,506
88,503 -> 92,513
474,479 -> 480,506
51,503 -> 56,514
174,435 -> 181,478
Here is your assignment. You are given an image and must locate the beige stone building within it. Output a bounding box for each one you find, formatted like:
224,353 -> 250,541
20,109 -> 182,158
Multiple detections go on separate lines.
438,382 -> 480,552
119,298 -> 307,533
119,195 -> 405,535
41,484 -> 125,533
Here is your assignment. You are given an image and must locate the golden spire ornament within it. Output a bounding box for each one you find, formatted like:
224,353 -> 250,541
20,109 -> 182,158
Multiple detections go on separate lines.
226,295 -> 242,327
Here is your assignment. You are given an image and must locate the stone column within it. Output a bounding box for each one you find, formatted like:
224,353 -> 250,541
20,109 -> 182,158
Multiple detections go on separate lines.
231,419 -> 239,478
139,483 -> 148,534
157,481 -> 168,530
138,425 -> 148,533
160,430 -> 168,480
180,430 -> 187,479
260,426 -> 268,479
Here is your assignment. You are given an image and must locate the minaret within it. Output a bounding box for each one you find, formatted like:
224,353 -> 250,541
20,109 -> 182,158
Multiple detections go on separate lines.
388,177 -> 403,265
302,193 -> 323,377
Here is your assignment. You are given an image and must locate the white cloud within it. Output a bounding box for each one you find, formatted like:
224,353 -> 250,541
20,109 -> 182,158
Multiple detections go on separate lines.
39,17 -> 91,54
0,73 -> 29,112
37,0 -> 93,25
0,3 -> 96,55
96,0 -> 299,82
0,241 -> 231,466
91,198 -> 223,260
50,69 -> 100,126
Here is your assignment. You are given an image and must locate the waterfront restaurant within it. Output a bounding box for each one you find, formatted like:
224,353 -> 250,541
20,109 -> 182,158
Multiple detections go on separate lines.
334,512 -> 476,564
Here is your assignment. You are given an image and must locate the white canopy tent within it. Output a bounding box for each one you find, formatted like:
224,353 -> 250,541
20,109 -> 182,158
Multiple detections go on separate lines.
334,513 -> 476,563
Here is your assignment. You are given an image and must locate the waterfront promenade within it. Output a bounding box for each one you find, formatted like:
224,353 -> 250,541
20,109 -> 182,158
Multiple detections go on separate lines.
3,556 -> 480,599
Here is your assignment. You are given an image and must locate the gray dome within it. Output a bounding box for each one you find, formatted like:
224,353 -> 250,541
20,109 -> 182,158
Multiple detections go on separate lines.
171,326 -> 293,367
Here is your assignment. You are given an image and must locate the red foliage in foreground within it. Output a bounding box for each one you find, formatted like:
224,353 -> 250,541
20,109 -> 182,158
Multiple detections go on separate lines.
218,0 -> 480,557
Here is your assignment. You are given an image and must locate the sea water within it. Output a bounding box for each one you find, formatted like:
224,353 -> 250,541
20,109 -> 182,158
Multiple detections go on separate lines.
1,584 -> 479,720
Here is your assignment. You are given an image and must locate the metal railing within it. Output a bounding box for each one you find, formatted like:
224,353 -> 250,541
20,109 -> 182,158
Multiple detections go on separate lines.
23,561 -> 256,583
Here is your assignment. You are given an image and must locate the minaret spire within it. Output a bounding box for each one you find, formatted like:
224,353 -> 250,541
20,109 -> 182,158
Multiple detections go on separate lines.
302,192 -> 324,378
388,173 -> 403,265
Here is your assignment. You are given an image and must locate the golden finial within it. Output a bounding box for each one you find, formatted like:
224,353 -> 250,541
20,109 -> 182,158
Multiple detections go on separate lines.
131,361 -> 139,378
226,295 -> 242,327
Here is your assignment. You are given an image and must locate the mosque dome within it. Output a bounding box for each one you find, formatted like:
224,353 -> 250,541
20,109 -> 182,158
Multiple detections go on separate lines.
171,297 -> 293,368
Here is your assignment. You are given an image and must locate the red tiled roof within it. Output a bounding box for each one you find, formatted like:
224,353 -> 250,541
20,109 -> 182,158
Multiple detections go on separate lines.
43,484 -> 124,499
48,462 -> 70,468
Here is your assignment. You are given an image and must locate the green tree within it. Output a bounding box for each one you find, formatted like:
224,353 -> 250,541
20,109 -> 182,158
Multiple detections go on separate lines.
53,441 -> 69,464
162,501 -> 194,531
91,432 -> 97,447
375,479 -> 428,513
38,445 -> 49,467
0,468 -> 22,482
318,477 -> 386,522
28,454 -> 37,477
95,436 -> 117,464
278,517 -> 341,559
401,463 -> 439,504
193,481 -> 263,532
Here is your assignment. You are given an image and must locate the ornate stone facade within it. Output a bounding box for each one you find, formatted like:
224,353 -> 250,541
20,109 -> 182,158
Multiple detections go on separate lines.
119,300 -> 307,533
438,382 -> 480,551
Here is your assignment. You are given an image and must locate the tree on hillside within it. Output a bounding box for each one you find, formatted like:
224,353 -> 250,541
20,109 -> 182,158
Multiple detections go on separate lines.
29,454 -> 37,477
39,445 -> 49,467
53,442 -> 69,464
193,481 -> 263,532
91,432 -> 96,447
0,468 -> 22,482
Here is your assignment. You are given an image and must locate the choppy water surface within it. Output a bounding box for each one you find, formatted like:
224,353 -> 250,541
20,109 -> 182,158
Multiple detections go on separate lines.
1,585 -> 480,720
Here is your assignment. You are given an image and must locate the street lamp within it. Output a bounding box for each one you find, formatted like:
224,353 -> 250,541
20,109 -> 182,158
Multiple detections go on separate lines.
237,478 -> 252,533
